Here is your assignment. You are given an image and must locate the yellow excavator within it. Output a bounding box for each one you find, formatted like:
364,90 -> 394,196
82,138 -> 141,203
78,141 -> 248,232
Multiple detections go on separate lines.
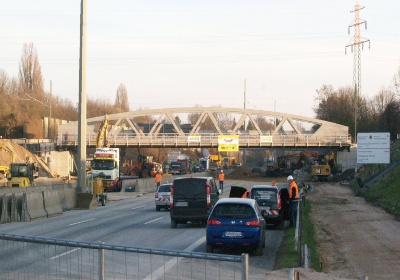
7,160 -> 39,188
0,143 -> 13,179
1,143 -> 39,188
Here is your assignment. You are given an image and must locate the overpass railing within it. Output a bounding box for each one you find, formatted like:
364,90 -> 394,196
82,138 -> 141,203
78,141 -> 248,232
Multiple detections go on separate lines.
57,133 -> 351,148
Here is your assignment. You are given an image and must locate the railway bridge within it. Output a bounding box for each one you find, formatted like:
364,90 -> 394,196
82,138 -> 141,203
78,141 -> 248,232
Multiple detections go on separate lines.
57,107 -> 351,150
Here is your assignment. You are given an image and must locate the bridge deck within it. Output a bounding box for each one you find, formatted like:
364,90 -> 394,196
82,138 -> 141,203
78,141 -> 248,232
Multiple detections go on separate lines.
57,133 -> 351,149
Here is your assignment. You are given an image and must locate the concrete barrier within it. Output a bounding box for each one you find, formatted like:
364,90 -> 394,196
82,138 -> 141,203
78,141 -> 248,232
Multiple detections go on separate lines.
43,190 -> 63,218
10,193 -> 17,222
0,194 -> 11,224
25,192 -> 48,221
121,178 -> 139,192
10,193 -> 25,222
60,187 -> 76,211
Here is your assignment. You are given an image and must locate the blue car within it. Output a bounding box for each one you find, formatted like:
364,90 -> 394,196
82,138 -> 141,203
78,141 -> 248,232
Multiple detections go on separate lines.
206,198 -> 266,255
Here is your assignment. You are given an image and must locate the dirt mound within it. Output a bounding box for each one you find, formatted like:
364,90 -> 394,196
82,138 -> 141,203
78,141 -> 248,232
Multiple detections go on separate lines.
0,139 -> 52,177
229,166 -> 253,177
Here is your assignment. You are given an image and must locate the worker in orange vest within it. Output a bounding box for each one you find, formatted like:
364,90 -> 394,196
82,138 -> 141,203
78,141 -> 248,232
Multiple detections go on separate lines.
287,175 -> 300,227
218,170 -> 225,191
241,190 -> 250,198
154,171 -> 163,189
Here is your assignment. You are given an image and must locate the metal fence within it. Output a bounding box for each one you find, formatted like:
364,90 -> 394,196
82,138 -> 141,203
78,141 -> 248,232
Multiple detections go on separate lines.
0,232 -> 247,280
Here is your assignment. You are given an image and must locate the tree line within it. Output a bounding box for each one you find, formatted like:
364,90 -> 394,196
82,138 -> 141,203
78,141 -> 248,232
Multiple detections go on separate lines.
0,43 -> 129,139
1,43 -> 399,141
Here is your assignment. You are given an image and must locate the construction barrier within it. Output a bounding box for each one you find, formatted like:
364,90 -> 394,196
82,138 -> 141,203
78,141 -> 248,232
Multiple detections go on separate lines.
24,192 -> 48,221
43,190 -> 63,218
11,193 -> 25,222
60,187 -> 76,211
0,194 -> 11,224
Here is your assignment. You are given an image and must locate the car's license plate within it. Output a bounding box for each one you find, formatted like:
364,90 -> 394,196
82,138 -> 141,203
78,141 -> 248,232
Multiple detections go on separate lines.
224,231 -> 242,237
175,201 -> 188,207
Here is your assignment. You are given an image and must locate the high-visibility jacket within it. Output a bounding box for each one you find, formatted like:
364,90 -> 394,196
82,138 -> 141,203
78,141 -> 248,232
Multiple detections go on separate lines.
289,180 -> 299,200
218,173 -> 225,181
241,190 -> 250,198
154,173 -> 162,183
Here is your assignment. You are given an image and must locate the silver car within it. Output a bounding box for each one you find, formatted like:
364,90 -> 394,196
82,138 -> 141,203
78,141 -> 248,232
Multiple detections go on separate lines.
155,183 -> 172,211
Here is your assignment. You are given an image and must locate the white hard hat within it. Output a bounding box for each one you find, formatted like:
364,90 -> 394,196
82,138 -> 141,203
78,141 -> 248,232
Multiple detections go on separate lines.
287,175 -> 294,181
220,170 -> 223,173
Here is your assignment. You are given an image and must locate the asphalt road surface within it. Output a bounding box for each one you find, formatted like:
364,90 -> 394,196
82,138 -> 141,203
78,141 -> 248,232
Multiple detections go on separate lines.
0,178 -> 285,279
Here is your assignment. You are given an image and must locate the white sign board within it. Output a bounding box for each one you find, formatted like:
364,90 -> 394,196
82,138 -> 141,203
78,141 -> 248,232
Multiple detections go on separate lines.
357,133 -> 390,164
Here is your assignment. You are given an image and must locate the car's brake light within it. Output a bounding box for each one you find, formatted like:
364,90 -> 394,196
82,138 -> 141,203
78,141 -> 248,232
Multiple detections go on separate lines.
155,193 -> 158,198
278,194 -> 281,210
245,220 -> 261,226
170,187 -> 174,207
207,219 -> 222,225
206,186 -> 210,207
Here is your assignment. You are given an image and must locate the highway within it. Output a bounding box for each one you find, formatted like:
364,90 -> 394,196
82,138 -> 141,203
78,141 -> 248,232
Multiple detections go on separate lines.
0,179 -> 285,279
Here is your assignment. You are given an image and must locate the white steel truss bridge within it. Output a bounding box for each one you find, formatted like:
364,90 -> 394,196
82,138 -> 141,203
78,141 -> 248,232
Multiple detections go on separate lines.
57,107 -> 351,150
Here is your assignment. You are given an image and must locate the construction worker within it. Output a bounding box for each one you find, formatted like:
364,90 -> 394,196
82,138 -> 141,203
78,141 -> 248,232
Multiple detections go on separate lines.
154,171 -> 162,189
218,170 -> 225,191
241,190 -> 250,198
287,175 -> 300,227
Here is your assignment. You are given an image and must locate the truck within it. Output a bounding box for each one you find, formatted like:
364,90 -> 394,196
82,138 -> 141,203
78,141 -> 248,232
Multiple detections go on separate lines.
129,155 -> 163,178
91,147 -> 120,192
177,154 -> 190,173
209,154 -> 222,170
7,162 -> 39,188
222,156 -> 237,168
199,157 -> 209,170
170,161 -> 187,175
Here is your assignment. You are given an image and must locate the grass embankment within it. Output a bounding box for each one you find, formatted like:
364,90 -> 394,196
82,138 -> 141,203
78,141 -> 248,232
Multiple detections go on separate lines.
275,199 -> 321,271
275,140 -> 400,270
350,140 -> 400,220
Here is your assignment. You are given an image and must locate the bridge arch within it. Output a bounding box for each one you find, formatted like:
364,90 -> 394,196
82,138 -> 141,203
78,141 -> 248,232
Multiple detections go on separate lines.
57,107 -> 351,149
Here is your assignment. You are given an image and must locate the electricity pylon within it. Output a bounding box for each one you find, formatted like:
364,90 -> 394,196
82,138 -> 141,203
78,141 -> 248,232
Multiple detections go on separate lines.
345,2 -> 370,142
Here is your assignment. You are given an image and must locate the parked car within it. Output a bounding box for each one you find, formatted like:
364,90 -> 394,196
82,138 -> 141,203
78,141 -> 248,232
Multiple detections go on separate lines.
194,164 -> 204,173
155,183 -> 172,211
170,177 -> 219,228
206,198 -> 266,255
250,185 -> 283,229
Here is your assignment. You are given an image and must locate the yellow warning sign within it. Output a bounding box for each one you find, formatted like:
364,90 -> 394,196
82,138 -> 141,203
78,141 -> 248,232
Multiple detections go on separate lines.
218,135 -> 239,152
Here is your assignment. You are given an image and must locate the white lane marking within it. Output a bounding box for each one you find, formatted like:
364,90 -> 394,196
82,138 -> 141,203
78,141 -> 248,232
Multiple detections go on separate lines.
50,248 -> 81,260
143,236 -> 207,280
132,205 -> 146,210
144,217 -> 163,224
68,218 -> 95,226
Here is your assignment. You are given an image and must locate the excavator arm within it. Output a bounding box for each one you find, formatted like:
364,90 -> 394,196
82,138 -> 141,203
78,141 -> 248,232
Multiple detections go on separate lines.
96,114 -> 109,148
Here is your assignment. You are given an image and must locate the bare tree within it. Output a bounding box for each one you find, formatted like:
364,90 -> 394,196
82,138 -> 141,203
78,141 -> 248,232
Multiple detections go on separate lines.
372,87 -> 396,114
18,43 -> 44,98
0,70 -> 9,96
115,83 -> 129,112
393,66 -> 400,98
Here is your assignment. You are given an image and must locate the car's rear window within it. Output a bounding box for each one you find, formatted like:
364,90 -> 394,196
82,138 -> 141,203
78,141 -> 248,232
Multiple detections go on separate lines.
251,190 -> 277,201
173,178 -> 208,198
212,203 -> 255,219
158,185 -> 171,192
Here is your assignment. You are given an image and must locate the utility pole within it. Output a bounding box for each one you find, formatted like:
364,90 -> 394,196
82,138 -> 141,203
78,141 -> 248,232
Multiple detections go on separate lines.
345,2 -> 370,143
77,0 -> 87,193
49,80 -> 52,140
243,79 -> 247,166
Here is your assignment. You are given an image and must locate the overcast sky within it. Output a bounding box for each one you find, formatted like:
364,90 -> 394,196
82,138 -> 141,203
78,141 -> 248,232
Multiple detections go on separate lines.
1,0 -> 399,118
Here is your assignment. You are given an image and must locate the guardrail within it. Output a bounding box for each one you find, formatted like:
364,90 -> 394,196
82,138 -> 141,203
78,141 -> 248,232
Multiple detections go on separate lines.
0,232 -> 248,280
57,133 -> 352,148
